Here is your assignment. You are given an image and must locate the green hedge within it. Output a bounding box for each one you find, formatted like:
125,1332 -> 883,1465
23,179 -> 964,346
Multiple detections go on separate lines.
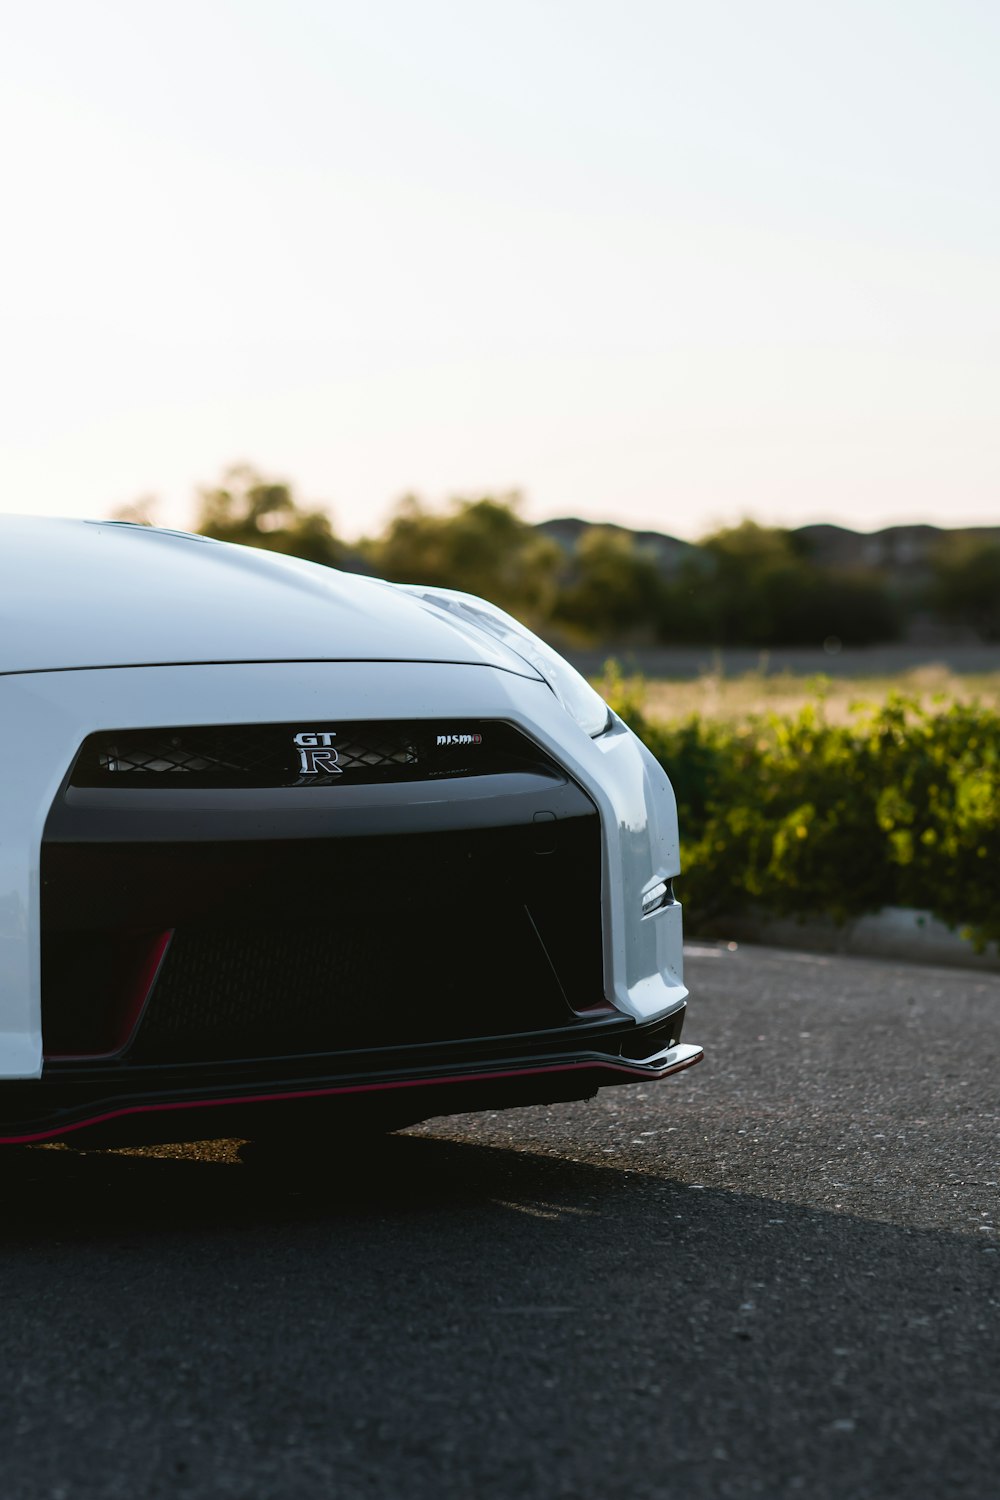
604,673 -> 1000,946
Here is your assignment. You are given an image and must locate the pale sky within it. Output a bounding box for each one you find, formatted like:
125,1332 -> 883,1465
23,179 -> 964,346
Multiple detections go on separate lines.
1,0 -> 997,541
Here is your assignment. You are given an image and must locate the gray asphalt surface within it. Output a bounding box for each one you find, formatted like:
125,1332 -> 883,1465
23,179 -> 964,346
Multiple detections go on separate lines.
2,945 -> 997,1500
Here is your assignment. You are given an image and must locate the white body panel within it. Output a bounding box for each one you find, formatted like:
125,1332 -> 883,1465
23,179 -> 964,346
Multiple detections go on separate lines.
0,661 -> 684,1078
0,517 -> 534,676
0,517 -> 686,1082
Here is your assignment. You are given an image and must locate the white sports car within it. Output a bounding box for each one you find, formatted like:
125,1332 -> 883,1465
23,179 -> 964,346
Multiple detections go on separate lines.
0,516 -> 701,1146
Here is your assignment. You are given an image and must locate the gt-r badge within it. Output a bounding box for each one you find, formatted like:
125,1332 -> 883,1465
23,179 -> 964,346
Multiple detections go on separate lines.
293,730 -> 342,775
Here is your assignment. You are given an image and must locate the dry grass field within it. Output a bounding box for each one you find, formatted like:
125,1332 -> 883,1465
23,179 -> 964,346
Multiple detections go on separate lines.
612,663 -> 1000,725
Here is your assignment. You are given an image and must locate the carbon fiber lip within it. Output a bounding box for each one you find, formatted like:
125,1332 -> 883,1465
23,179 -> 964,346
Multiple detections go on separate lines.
1,1044 -> 703,1145
44,1011 -> 631,1082
5,1007 -> 690,1143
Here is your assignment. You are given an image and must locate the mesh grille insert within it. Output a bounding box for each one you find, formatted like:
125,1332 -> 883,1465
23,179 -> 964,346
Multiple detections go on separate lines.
70,720 -> 552,788
42,815 -> 606,1065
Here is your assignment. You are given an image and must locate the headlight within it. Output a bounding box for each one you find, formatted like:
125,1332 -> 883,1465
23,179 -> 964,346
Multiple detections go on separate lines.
401,586 -> 612,737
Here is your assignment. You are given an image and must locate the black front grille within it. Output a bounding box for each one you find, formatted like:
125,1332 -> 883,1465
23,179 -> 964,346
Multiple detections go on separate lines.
128,906 -> 575,1062
42,816 -> 606,1065
70,720 -> 550,789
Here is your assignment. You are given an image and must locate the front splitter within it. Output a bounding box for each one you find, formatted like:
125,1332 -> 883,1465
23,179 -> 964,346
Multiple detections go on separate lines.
0,1041 -> 703,1147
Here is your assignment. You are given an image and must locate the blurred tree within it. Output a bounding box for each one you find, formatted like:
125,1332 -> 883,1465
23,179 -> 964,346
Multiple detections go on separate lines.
195,465 -> 344,568
116,466 -> 912,645
701,521 -> 799,644
655,521 -> 897,646
931,537 -> 1000,640
807,570 -> 901,646
365,493 -> 561,620
553,527 -> 665,640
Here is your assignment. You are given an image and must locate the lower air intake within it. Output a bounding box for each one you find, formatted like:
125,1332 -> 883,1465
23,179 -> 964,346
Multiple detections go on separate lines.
42,815 -> 606,1064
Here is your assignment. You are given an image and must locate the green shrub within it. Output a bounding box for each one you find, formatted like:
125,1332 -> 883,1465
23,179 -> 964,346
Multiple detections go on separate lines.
603,672 -> 1000,946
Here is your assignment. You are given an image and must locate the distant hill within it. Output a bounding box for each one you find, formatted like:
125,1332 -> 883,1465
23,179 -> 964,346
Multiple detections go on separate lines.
794,523 -> 1000,581
535,517 -> 697,576
536,516 -> 1000,589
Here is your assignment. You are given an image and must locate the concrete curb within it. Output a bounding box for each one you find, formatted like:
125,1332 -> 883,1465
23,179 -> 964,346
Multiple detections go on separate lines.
692,905 -> 1000,973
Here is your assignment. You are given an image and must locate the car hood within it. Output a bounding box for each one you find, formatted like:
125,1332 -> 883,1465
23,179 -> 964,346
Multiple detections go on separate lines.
0,517 -> 542,678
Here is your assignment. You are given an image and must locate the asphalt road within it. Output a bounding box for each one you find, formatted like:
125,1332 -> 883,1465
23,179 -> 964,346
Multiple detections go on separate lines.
2,945 -> 997,1500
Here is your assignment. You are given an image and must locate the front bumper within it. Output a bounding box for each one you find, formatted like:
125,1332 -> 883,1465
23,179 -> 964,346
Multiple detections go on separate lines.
0,1014 -> 702,1146
0,660 -> 691,1103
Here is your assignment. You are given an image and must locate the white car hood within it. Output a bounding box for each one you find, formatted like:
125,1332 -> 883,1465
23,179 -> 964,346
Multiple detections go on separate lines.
0,517 -> 542,677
